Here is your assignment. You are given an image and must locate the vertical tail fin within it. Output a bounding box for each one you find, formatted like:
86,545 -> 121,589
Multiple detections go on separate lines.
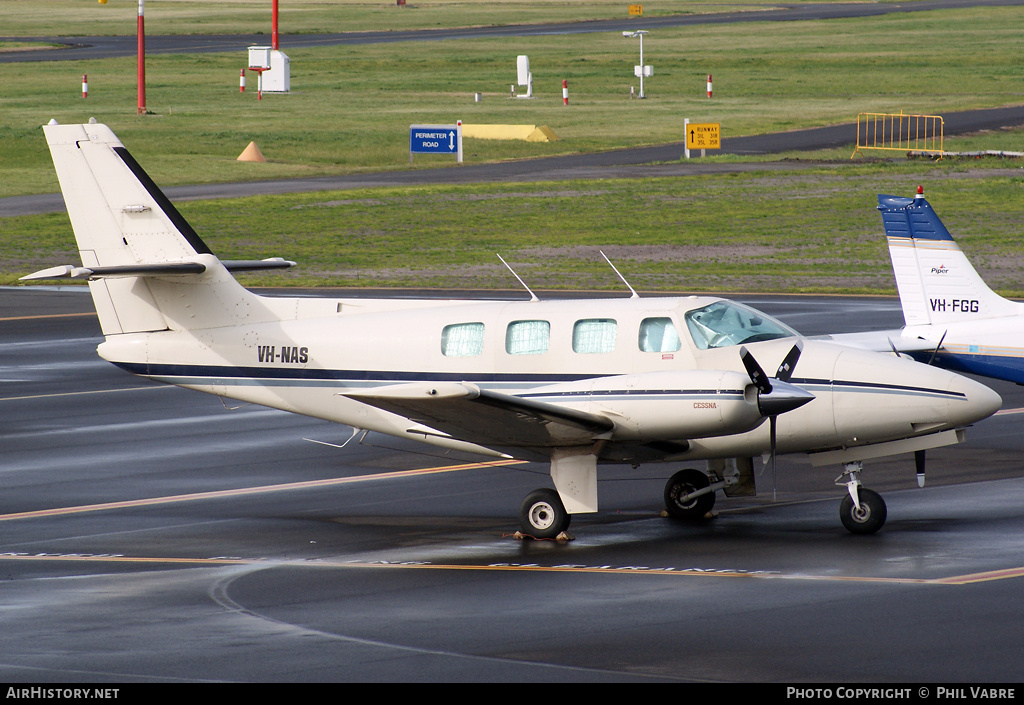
878,188 -> 1021,327
40,123 -> 271,335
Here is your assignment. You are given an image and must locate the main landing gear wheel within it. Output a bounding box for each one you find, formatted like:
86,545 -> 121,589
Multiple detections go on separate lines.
664,469 -> 715,521
839,488 -> 887,535
519,488 -> 571,539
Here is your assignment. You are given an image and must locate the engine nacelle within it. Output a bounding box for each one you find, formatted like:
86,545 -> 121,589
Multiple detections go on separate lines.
524,369 -> 773,442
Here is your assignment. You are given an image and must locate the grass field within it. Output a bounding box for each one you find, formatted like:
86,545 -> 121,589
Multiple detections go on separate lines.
0,1 -> 929,37
9,161 -> 1024,295
2,2 -> 1022,293
140,165 -> 1024,296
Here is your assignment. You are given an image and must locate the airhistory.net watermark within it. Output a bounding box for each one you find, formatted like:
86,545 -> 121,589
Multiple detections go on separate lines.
6,689 -> 119,700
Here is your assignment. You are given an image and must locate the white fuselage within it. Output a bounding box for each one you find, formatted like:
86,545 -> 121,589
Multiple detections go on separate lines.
96,293 -> 1000,464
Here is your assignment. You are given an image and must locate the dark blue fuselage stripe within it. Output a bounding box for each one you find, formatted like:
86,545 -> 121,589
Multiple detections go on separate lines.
112,362 -> 967,399
910,352 -> 1024,386
114,361 -> 587,384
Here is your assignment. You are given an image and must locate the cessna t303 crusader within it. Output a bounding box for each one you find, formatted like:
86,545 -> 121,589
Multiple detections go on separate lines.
24,123 -> 1001,537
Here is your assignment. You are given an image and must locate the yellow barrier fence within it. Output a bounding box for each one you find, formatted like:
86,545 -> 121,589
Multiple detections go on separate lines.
852,111 -> 944,158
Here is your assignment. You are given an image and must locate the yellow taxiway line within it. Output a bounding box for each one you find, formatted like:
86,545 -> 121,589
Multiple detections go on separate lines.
0,458 -> 523,522
0,551 -> 1021,587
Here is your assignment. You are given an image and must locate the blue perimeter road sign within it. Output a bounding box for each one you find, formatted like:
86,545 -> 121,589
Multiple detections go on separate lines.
410,124 -> 463,163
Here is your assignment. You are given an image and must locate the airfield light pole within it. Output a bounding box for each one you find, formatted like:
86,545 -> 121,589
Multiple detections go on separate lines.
137,0 -> 146,115
623,29 -> 649,99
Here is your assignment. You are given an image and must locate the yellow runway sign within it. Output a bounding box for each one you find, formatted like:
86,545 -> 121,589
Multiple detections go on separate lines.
687,122 -> 720,150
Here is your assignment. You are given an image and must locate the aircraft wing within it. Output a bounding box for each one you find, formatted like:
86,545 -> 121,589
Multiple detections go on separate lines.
811,329 -> 939,355
343,382 -> 615,449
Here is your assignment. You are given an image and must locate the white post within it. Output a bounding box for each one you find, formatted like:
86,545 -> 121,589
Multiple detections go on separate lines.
624,30 -> 649,99
638,32 -> 645,99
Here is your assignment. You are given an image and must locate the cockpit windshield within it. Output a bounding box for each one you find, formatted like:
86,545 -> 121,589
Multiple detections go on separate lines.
684,300 -> 798,350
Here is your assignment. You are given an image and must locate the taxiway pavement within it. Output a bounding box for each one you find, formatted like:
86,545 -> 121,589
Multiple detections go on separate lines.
3,287 -> 1024,682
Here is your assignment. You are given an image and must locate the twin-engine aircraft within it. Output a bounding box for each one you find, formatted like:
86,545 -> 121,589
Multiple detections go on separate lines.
831,187 -> 1024,386
23,124 -> 1002,537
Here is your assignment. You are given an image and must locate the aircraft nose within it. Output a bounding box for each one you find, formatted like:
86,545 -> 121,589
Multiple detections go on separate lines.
947,373 -> 1002,426
827,346 -> 1001,442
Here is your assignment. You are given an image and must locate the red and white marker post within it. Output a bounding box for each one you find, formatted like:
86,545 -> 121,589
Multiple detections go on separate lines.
562,79 -> 569,105
239,69 -> 246,93
82,74 -> 88,98
137,0 -> 146,115
707,74 -> 713,98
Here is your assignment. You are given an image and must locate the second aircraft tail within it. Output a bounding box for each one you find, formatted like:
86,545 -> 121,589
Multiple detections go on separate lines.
878,188 -> 1022,327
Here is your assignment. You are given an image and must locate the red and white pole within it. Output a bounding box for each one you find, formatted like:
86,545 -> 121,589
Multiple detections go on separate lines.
82,74 -> 88,98
562,79 -> 569,106
137,0 -> 146,115
272,0 -> 279,51
239,69 -> 246,93
707,74 -> 712,98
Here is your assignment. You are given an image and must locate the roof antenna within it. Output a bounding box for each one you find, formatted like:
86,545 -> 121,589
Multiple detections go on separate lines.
497,254 -> 539,302
600,250 -> 639,299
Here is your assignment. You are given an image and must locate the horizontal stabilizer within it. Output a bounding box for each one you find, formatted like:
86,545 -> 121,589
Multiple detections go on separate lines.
21,258 -> 294,281
222,258 -> 296,272
21,262 -> 207,281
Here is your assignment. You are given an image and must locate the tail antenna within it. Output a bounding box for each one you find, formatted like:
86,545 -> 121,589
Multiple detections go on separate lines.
497,254 -> 539,302
600,250 -> 639,299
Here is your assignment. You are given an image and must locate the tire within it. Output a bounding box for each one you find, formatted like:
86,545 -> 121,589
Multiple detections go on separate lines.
519,488 -> 570,538
839,488 -> 887,535
664,469 -> 715,521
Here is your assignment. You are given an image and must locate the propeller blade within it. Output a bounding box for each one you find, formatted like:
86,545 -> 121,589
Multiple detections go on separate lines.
744,342 -> 809,504
739,346 -> 772,394
927,330 -> 948,366
915,449 -> 926,488
887,337 -> 902,359
769,415 -> 778,502
775,341 -> 803,382
741,345 -> 814,417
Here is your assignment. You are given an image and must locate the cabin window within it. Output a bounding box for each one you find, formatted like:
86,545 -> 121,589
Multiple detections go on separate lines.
684,300 -> 797,350
441,322 -> 485,357
573,318 -> 617,354
505,320 -> 550,355
639,317 -> 681,353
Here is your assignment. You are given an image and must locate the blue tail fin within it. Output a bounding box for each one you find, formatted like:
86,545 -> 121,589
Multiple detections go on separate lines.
879,189 -> 1021,326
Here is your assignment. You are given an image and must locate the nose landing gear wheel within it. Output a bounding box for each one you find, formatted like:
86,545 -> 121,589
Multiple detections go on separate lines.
664,468 -> 715,521
519,488 -> 571,539
839,488 -> 887,535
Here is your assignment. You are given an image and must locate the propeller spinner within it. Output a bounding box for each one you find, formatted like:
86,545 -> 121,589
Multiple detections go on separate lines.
739,342 -> 814,418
